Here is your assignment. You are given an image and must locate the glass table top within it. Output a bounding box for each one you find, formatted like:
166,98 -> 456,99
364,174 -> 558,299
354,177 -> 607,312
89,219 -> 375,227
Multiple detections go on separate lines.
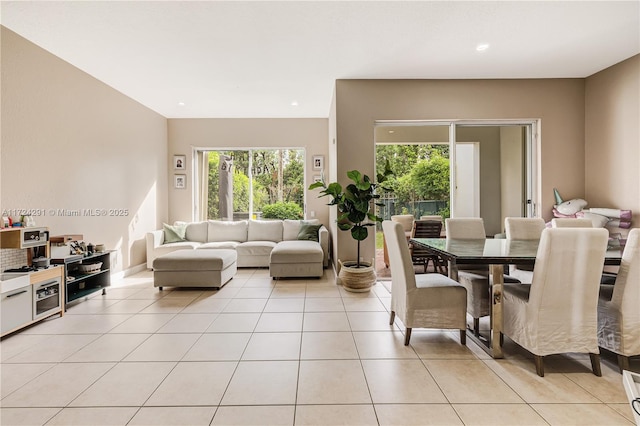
410,238 -> 623,265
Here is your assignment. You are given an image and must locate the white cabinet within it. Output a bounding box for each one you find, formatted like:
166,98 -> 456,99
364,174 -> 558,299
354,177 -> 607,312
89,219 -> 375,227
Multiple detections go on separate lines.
1,284 -> 32,334
1,267 -> 64,337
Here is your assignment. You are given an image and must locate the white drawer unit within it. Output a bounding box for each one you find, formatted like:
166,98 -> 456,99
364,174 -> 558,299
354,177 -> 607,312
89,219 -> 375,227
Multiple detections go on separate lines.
1,283 -> 33,335
0,267 -> 64,338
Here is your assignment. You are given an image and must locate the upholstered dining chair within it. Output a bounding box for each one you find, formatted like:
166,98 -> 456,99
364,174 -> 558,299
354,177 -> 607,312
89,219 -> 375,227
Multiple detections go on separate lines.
420,214 -> 444,223
504,217 -> 546,283
410,220 -> 446,274
597,228 -> 640,373
502,227 -> 609,377
551,218 -> 593,228
445,217 -> 519,335
382,220 -> 467,346
383,214 -> 415,267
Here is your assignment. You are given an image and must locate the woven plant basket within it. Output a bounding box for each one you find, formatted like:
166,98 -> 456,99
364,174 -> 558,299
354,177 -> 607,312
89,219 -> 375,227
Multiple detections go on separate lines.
337,259 -> 376,292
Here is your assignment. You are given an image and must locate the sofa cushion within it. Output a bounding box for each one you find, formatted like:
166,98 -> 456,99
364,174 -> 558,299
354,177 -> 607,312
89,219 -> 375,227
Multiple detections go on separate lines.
163,223 -> 187,243
283,219 -> 320,241
183,221 -> 208,243
298,223 -> 322,242
248,219 -> 283,242
208,220 -> 248,242
237,241 -> 277,257
198,241 -> 240,250
270,240 -> 323,264
153,249 -> 237,271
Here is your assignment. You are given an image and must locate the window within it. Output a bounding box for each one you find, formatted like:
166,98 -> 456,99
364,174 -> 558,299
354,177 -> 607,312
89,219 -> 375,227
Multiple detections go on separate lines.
196,149 -> 305,221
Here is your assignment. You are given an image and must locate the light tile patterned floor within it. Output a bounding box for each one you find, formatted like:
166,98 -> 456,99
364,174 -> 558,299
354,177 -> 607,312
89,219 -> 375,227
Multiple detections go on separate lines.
1,268 -> 638,425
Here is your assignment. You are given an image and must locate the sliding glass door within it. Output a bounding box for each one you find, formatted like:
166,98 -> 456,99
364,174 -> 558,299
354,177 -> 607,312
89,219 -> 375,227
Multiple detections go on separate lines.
452,122 -> 537,236
374,120 -> 538,275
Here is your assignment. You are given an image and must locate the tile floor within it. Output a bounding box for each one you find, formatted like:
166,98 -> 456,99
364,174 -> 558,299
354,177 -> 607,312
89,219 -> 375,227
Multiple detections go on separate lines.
1,268 -> 638,425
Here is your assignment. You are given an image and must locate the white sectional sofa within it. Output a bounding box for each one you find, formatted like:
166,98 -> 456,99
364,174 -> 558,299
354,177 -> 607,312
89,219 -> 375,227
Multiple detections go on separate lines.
146,219 -> 329,274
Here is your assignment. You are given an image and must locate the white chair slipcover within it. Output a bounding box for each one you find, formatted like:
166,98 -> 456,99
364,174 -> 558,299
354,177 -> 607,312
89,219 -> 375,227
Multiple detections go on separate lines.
445,217 -> 519,334
504,217 -> 546,283
503,227 -> 609,377
382,220 -> 467,345
597,228 -> 640,372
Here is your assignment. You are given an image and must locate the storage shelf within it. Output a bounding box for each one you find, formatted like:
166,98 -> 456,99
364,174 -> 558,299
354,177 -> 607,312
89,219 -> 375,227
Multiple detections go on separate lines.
67,286 -> 105,302
52,251 -> 112,306
68,268 -> 109,282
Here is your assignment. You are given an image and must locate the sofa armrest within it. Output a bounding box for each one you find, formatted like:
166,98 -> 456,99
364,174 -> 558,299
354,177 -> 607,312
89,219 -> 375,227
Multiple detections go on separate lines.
146,230 -> 165,269
319,225 -> 330,267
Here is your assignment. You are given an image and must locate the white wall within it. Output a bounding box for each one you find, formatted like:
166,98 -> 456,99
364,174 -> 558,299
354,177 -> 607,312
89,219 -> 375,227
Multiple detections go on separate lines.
1,27 -> 168,272
500,126 -> 524,224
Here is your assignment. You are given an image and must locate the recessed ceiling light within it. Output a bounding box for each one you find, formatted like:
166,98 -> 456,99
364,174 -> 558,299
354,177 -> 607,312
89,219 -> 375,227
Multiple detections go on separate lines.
291,101 -> 299,107
476,43 -> 490,52
388,130 -> 395,134
178,102 -> 185,107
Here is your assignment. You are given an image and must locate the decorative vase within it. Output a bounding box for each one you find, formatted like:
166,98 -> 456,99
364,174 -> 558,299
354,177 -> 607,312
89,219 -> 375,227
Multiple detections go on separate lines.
336,259 -> 376,292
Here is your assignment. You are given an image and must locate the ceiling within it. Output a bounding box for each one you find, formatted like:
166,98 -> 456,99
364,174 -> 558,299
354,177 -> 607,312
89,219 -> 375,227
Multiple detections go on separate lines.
2,1 -> 638,119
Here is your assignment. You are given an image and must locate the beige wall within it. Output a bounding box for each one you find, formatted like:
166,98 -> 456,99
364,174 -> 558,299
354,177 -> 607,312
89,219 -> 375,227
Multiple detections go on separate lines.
1,27 -> 168,272
456,126 -> 502,235
585,55 -> 640,228
500,127 -> 525,225
334,79 -> 585,263
166,118 -> 330,228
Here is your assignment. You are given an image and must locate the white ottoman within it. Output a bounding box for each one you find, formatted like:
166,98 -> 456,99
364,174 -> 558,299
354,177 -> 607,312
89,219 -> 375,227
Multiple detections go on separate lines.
270,241 -> 324,278
153,249 -> 237,289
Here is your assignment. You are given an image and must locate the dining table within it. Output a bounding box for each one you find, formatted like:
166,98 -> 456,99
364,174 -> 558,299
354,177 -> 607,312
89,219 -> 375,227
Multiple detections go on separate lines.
409,237 -> 624,358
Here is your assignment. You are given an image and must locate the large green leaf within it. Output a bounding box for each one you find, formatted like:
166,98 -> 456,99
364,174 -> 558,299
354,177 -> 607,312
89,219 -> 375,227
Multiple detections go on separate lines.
355,180 -> 371,191
347,170 -> 362,183
338,223 -> 353,231
308,181 -> 324,190
351,226 -> 368,241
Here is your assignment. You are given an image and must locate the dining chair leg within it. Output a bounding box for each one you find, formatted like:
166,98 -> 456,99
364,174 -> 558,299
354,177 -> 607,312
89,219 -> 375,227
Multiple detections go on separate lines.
534,355 -> 544,377
473,318 -> 480,336
499,332 -> 504,347
617,355 -> 631,373
459,329 -> 466,345
404,328 -> 412,346
590,353 -> 602,377
389,311 -> 396,325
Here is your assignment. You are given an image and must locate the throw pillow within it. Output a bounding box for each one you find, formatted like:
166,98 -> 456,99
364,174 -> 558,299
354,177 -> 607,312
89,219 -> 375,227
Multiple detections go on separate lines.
163,223 -> 187,243
298,224 -> 322,242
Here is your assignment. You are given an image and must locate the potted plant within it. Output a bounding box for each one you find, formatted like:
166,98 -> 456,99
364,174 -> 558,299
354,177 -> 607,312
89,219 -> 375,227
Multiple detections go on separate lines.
309,163 -> 392,291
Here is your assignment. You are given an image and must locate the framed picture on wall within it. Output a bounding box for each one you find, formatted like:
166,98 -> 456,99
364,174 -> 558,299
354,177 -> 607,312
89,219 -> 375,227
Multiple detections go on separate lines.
174,174 -> 186,189
173,155 -> 186,170
312,155 -> 324,171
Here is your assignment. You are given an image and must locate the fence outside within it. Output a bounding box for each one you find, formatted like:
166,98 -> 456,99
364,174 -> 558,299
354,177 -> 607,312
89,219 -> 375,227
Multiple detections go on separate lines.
377,196 -> 449,222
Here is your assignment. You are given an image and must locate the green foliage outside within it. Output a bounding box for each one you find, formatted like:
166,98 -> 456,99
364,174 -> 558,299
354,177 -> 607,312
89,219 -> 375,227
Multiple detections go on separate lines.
375,144 -> 451,219
375,144 -> 448,195
207,149 -> 303,219
262,202 -> 303,220
375,230 -> 384,250
208,152 -> 262,218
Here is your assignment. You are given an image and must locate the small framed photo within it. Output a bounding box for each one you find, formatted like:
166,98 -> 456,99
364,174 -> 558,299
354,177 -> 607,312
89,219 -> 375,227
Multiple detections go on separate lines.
174,174 -> 186,189
312,155 -> 324,171
173,155 -> 186,170
313,175 -> 322,183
